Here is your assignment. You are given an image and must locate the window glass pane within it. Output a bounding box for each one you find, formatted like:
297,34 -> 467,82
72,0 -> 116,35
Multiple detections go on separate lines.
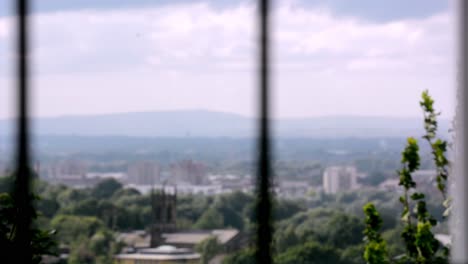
0,0 -> 14,186
31,1 -> 255,263
272,1 -> 455,262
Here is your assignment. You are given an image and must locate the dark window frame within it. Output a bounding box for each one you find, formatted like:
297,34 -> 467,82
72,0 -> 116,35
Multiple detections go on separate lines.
14,1 -> 468,263
10,0 -> 275,262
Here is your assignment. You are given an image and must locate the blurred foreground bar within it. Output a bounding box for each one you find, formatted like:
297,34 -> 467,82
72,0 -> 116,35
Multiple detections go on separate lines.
452,0 -> 468,263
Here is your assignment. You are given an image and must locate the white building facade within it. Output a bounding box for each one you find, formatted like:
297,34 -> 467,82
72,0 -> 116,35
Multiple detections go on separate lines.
323,166 -> 358,194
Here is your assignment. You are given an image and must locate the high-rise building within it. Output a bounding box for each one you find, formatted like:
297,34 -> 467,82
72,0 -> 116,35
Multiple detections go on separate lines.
170,160 -> 206,185
127,161 -> 161,185
43,159 -> 88,179
323,166 -> 358,194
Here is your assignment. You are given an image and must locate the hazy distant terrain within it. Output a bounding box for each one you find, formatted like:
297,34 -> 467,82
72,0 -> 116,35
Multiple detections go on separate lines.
0,110 -> 451,138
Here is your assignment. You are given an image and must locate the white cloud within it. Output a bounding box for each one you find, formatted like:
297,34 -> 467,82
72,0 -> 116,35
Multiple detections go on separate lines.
0,1 -> 456,119
0,19 -> 8,39
274,5 -> 453,73
21,2 -> 453,74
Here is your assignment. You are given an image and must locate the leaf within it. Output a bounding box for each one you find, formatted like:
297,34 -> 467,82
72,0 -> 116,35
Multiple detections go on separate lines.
410,193 -> 425,200
399,196 -> 406,204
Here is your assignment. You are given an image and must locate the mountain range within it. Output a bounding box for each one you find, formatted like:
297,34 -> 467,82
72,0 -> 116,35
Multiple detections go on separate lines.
0,110 -> 451,138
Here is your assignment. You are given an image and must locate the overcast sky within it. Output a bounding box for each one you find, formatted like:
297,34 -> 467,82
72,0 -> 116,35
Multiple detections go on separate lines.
0,0 -> 456,119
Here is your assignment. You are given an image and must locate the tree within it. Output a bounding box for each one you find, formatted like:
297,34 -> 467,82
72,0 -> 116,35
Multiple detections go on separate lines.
91,178 -> 123,199
66,198 -> 99,216
363,203 -> 389,264
68,236 -> 95,264
275,241 -> 343,264
0,172 -> 58,263
341,244 -> 365,264
50,215 -> 105,245
52,215 -> 118,263
195,236 -> 222,264
195,208 -> 224,229
322,213 -> 364,249
36,196 -> 60,218
222,248 -> 256,264
275,227 -> 300,253
112,187 -> 141,199
274,199 -> 305,221
56,188 -> 88,208
213,201 -> 245,230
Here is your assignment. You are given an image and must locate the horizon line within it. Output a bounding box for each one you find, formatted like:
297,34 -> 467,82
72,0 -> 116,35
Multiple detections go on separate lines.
0,108 -> 453,121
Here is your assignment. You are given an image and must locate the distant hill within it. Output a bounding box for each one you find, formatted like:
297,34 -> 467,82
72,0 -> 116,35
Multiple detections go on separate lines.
0,110 -> 451,138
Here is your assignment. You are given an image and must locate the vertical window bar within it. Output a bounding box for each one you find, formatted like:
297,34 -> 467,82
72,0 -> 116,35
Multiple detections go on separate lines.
13,0 -> 32,262
256,0 -> 272,263
453,0 -> 468,262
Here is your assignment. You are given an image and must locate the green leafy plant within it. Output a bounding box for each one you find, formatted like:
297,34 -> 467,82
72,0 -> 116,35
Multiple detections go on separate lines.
0,171 -> 58,263
363,90 -> 450,264
363,203 -> 389,264
420,91 -> 451,217
196,236 -> 222,264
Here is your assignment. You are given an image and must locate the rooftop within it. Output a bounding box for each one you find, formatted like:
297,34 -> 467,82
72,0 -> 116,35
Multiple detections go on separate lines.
117,229 -> 240,248
115,245 -> 200,261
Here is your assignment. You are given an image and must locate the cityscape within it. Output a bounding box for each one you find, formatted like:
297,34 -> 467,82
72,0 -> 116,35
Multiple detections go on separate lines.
0,128 -> 449,263
0,0 -> 456,263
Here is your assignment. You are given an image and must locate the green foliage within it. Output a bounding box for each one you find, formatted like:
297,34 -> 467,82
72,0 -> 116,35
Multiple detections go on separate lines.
272,206 -> 367,263
363,90 -> 450,264
65,198 -> 99,216
363,203 -> 389,264
341,244 -> 365,264
275,227 -> 300,253
222,247 -> 256,264
112,187 -> 141,198
36,196 -> 60,218
0,173 -> 58,263
91,178 -> 123,199
68,236 -> 95,264
274,199 -> 306,221
56,188 -> 88,208
420,90 -> 450,216
398,137 -> 421,259
177,194 -> 213,224
51,214 -> 120,263
323,213 -> 364,248
194,207 -> 224,229
195,236 -> 222,264
275,241 -> 344,264
50,215 -> 105,245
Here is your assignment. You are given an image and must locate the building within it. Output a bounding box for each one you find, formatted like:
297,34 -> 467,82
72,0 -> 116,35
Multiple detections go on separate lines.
323,166 -> 358,194
117,229 -> 243,252
127,161 -> 161,185
170,160 -> 206,185
116,184 -> 245,264
150,186 -> 177,247
162,229 -> 243,252
42,159 -> 88,180
379,178 -> 400,192
114,245 -> 200,264
275,180 -> 311,199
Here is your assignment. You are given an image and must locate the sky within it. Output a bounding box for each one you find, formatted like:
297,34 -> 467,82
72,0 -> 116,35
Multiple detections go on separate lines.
0,0 -> 456,119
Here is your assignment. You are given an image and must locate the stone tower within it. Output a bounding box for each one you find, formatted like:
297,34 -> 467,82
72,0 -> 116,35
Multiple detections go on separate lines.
150,186 -> 177,247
